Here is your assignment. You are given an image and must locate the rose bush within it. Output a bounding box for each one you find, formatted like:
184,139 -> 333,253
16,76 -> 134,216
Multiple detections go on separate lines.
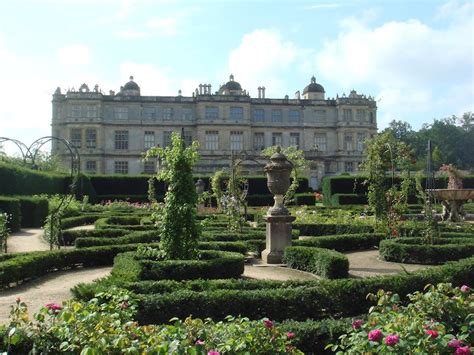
328,283 -> 473,354
0,289 -> 302,354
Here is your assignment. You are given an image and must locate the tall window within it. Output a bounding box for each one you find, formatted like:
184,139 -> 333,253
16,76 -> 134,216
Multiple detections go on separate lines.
289,110 -> 301,123
252,109 -> 265,122
163,131 -> 172,148
85,128 -> 96,148
143,161 -> 155,174
369,112 -> 375,123
70,128 -> 81,148
114,107 -> 128,120
143,107 -> 156,120
86,105 -> 97,118
205,131 -> 219,150
230,107 -> 244,121
314,134 -> 327,151
271,109 -> 282,123
272,132 -> 282,146
344,133 -> 353,151
289,132 -> 300,148
182,108 -> 193,121
230,131 -> 243,151
324,161 -> 333,173
85,161 -> 97,174
115,130 -> 129,150
357,133 -> 366,152
183,132 -> 193,147
144,131 -> 155,149
314,110 -> 327,121
205,106 -> 219,120
343,109 -> 352,121
114,161 -> 128,174
356,109 -> 366,122
345,162 -> 354,172
71,105 -> 81,118
254,132 -> 264,150
163,108 -> 174,120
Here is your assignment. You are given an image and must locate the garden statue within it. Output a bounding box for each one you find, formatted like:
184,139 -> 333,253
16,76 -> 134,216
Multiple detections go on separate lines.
195,178 -> 205,210
262,147 -> 296,264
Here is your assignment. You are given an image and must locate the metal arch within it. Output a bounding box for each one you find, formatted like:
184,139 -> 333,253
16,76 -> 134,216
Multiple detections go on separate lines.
0,137 -> 32,165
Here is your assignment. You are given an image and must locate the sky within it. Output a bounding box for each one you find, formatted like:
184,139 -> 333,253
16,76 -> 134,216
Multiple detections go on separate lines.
0,0 -> 473,154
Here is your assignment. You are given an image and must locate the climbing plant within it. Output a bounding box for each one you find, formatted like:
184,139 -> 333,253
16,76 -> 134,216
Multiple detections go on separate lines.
145,132 -> 200,260
0,213 -> 9,253
360,132 -> 413,235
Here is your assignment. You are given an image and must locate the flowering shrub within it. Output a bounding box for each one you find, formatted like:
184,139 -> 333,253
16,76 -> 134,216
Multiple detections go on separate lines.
328,283 -> 473,354
0,289 -> 302,354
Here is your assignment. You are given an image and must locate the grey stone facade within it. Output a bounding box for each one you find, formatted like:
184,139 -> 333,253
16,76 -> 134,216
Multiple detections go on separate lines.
51,75 -> 377,189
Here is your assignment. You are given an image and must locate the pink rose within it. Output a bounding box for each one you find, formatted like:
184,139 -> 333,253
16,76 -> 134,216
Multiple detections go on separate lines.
460,285 -> 470,293
208,351 -> 220,355
425,329 -> 438,338
263,319 -> 273,329
287,332 -> 295,339
368,329 -> 383,342
384,334 -> 399,346
45,303 -> 63,312
195,339 -> 205,346
455,346 -> 472,355
352,319 -> 364,329
449,339 -> 462,348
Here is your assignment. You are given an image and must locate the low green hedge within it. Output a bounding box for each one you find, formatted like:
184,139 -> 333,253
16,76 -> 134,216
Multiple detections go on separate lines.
112,250 -> 245,282
62,228 -> 130,246
293,193 -> 316,206
0,196 -> 21,232
379,237 -> 474,264
75,230 -> 160,248
94,217 -> 157,231
61,214 -> 104,229
14,195 -> 49,228
294,223 -> 374,236
0,244 -> 144,288
135,257 -> 474,324
246,194 -> 274,206
293,233 -> 385,252
331,193 -> 368,205
283,246 -> 349,278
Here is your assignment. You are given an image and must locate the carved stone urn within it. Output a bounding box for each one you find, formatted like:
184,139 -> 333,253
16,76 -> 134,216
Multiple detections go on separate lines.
264,146 -> 293,216
262,147 -> 296,264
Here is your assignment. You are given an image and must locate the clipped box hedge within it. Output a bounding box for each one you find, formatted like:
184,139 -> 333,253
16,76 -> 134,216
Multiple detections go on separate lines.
284,246 -> 349,279
0,196 -> 21,232
379,237 -> 474,264
14,195 -> 49,227
135,257 -> 474,324
112,250 -> 245,282
294,233 -> 385,252
61,214 -> 105,229
293,223 -> 374,236
61,228 -> 130,246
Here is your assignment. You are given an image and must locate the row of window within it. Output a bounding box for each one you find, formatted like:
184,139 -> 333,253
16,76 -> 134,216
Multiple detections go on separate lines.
85,159 -> 360,175
70,128 -> 366,152
69,104 -> 375,124
83,160 -> 156,174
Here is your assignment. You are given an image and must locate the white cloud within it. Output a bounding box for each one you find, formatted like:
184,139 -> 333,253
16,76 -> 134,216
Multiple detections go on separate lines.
227,29 -> 301,97
119,61 -> 176,95
58,44 -> 91,66
314,2 -> 474,128
146,17 -> 179,36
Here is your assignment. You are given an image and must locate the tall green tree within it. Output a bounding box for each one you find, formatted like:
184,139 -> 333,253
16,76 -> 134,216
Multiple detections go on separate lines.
145,133 -> 200,259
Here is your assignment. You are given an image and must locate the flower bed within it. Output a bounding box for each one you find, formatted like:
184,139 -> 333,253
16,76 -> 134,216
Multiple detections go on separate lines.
379,237 -> 474,264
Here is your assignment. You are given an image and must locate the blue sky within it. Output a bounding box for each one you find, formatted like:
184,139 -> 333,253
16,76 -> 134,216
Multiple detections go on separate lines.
0,0 -> 473,152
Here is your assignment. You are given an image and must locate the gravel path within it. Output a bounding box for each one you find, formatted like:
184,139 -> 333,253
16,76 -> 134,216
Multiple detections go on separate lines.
7,228 -> 49,253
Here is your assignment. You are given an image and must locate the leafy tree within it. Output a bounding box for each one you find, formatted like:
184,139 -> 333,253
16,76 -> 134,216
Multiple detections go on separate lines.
145,132 -> 200,260
261,145 -> 309,205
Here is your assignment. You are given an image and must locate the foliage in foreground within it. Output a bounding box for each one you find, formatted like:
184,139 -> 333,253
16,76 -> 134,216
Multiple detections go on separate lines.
0,289 -> 301,354
329,283 -> 473,354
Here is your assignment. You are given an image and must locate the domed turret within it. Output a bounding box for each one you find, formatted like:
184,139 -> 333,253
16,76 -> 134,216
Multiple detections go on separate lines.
120,76 -> 140,96
302,76 -> 325,100
218,74 -> 244,95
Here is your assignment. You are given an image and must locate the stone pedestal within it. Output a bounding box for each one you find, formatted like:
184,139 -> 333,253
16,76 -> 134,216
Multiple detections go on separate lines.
262,215 -> 296,264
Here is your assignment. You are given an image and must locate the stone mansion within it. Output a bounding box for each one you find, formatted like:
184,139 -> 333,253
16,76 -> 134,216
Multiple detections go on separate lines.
51,75 -> 377,189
